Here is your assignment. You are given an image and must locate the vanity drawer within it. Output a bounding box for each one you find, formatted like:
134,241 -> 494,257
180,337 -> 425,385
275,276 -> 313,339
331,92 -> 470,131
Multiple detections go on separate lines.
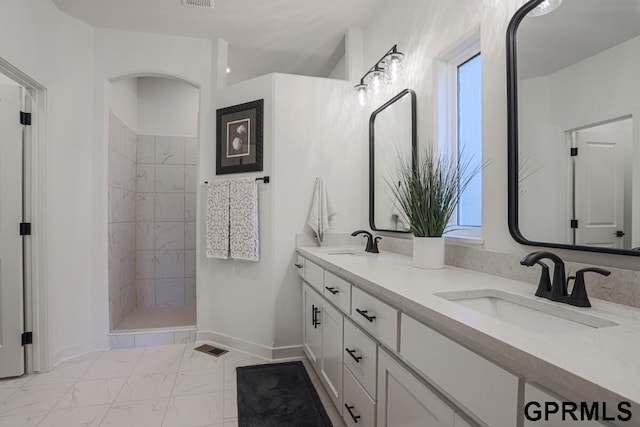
304,259 -> 324,292
400,314 -> 520,427
344,319 -> 377,399
294,255 -> 305,279
323,271 -> 351,314
351,287 -> 399,351
343,365 -> 376,427
524,383 -> 609,426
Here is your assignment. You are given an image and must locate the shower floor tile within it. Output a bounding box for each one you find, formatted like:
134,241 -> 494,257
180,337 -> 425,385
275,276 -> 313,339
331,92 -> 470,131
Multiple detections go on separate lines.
114,306 -> 196,332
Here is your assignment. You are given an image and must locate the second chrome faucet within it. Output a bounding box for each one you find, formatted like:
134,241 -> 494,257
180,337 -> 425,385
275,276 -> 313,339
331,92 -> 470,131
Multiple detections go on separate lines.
520,251 -> 610,308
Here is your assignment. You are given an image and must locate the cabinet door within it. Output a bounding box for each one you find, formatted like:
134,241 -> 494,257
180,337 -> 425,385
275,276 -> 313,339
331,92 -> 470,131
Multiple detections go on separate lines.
377,350 -> 456,427
320,301 -> 344,411
303,284 -> 322,370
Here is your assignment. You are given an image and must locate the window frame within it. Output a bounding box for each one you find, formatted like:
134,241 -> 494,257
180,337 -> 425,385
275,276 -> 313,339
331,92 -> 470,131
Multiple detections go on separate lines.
434,31 -> 482,240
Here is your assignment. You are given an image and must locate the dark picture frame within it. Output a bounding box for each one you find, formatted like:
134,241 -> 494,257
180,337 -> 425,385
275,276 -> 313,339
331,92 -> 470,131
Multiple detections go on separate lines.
216,99 -> 264,175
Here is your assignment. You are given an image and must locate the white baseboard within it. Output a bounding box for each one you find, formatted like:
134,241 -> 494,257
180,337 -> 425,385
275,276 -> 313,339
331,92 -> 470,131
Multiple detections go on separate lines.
196,330 -> 303,361
50,338 -> 110,370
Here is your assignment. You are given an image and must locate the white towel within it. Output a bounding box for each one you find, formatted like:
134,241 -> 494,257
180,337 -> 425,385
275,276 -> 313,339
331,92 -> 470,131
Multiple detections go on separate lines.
229,178 -> 260,261
307,177 -> 337,243
206,180 -> 230,259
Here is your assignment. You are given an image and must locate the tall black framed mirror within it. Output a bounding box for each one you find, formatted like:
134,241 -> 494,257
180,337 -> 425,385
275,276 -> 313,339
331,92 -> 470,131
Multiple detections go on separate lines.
369,89 -> 417,233
507,0 -> 640,256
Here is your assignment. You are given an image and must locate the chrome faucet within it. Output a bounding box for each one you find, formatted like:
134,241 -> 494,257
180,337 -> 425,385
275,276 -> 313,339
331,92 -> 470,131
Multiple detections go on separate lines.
520,251 -> 610,307
351,230 -> 381,253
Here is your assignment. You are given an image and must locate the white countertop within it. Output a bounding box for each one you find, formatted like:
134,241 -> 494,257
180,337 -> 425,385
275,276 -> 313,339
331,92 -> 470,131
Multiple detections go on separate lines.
297,245 -> 640,412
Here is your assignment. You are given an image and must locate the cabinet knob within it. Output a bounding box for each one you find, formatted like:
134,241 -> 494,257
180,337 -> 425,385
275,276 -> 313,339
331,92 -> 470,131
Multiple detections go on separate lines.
344,404 -> 361,423
294,263 -> 303,269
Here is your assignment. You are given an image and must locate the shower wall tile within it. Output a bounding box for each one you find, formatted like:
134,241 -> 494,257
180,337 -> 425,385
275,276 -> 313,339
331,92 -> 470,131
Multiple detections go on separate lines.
136,251 -> 156,279
185,194 -> 196,222
136,222 -> 155,251
136,280 -> 156,308
156,193 -> 185,222
185,166 -> 197,193
134,133 -> 199,309
185,137 -> 199,165
185,250 -> 196,279
156,279 -> 186,307
108,112 -> 138,330
136,164 -> 155,193
156,251 -> 184,279
185,222 -> 196,250
185,279 -> 196,306
156,136 -> 185,165
136,193 -> 155,222
156,222 -> 185,251
137,135 -> 156,164
156,165 -> 185,192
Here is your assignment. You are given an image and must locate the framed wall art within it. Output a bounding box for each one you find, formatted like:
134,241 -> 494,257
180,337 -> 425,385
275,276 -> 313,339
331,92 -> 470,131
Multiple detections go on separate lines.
216,99 -> 264,175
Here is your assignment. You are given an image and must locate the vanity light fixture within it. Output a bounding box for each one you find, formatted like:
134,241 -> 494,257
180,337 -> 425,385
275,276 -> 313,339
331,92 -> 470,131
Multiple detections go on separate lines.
354,45 -> 405,105
527,0 -> 562,17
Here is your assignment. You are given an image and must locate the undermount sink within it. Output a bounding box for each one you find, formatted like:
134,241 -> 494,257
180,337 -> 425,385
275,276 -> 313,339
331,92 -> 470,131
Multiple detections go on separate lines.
435,289 -> 617,334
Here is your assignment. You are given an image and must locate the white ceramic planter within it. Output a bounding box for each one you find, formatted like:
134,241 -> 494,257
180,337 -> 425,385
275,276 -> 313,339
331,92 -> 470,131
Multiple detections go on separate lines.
413,236 -> 445,269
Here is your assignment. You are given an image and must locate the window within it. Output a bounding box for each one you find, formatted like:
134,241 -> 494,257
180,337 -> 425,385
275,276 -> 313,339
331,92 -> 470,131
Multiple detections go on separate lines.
435,32 -> 482,238
456,53 -> 482,227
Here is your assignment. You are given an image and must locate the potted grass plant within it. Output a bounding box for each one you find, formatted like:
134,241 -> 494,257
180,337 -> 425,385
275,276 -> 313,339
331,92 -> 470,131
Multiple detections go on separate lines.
389,145 -> 481,269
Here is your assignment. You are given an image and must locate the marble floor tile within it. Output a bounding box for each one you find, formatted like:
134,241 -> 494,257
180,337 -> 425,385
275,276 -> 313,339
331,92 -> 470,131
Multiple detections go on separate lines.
100,398 -> 169,427
0,387 -> 18,402
179,345 -> 226,372
0,382 -> 73,417
132,352 -> 184,376
162,392 -> 224,427
172,369 -> 223,396
38,404 -> 110,427
81,358 -> 138,380
98,346 -> 146,361
28,361 -> 93,386
0,411 -> 46,427
55,377 -> 126,409
116,373 -> 177,403
0,376 -> 32,390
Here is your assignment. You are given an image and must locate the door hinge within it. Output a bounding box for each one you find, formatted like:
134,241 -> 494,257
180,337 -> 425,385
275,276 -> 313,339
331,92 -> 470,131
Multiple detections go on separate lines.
570,219 -> 579,229
20,222 -> 31,236
21,332 -> 33,346
570,147 -> 578,156
20,111 -> 31,126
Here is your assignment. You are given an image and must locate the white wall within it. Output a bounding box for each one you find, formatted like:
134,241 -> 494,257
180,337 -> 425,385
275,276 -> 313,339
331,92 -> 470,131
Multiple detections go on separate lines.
197,73 -> 367,355
137,77 -> 199,136
329,56 -> 346,80
108,77 -> 138,132
0,0 -> 99,366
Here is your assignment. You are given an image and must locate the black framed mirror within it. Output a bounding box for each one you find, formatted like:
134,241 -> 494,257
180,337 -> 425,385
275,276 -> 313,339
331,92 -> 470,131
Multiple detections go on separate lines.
507,0 -> 640,256
369,89 -> 417,233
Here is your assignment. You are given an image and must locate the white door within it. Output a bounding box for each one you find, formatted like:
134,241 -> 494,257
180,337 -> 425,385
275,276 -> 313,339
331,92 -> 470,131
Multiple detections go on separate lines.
574,130 -> 625,248
0,84 -> 25,378
319,300 -> 343,410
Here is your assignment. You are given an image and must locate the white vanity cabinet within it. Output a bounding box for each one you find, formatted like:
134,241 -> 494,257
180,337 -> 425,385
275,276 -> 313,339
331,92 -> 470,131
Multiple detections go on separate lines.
377,349 -> 457,427
319,299 -> 344,410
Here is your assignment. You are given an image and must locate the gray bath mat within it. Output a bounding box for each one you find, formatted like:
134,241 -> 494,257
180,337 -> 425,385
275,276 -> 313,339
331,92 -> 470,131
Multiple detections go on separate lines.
236,361 -> 332,427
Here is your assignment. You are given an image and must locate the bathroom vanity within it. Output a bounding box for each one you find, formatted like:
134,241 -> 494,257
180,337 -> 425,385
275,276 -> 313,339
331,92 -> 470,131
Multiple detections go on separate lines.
296,246 -> 640,427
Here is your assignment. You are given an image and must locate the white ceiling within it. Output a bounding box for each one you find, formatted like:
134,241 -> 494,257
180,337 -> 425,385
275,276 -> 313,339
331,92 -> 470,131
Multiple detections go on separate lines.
51,0 -> 385,83
517,0 -> 640,79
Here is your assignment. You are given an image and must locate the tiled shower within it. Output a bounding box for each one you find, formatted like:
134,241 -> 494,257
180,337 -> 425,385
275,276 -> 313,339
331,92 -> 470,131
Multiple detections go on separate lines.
108,110 -> 198,332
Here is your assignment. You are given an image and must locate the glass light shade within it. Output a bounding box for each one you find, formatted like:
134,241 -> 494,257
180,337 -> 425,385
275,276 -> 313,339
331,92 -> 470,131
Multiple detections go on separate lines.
527,0 -> 562,17
355,84 -> 367,106
384,52 -> 404,81
369,70 -> 384,93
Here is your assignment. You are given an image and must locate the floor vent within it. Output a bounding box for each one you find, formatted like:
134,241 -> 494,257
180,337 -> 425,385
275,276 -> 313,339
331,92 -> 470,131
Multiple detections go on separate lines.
181,0 -> 214,8
194,344 -> 228,357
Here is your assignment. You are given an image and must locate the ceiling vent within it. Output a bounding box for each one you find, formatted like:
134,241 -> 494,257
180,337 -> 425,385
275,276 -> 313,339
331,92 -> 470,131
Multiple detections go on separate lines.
181,0 -> 214,8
